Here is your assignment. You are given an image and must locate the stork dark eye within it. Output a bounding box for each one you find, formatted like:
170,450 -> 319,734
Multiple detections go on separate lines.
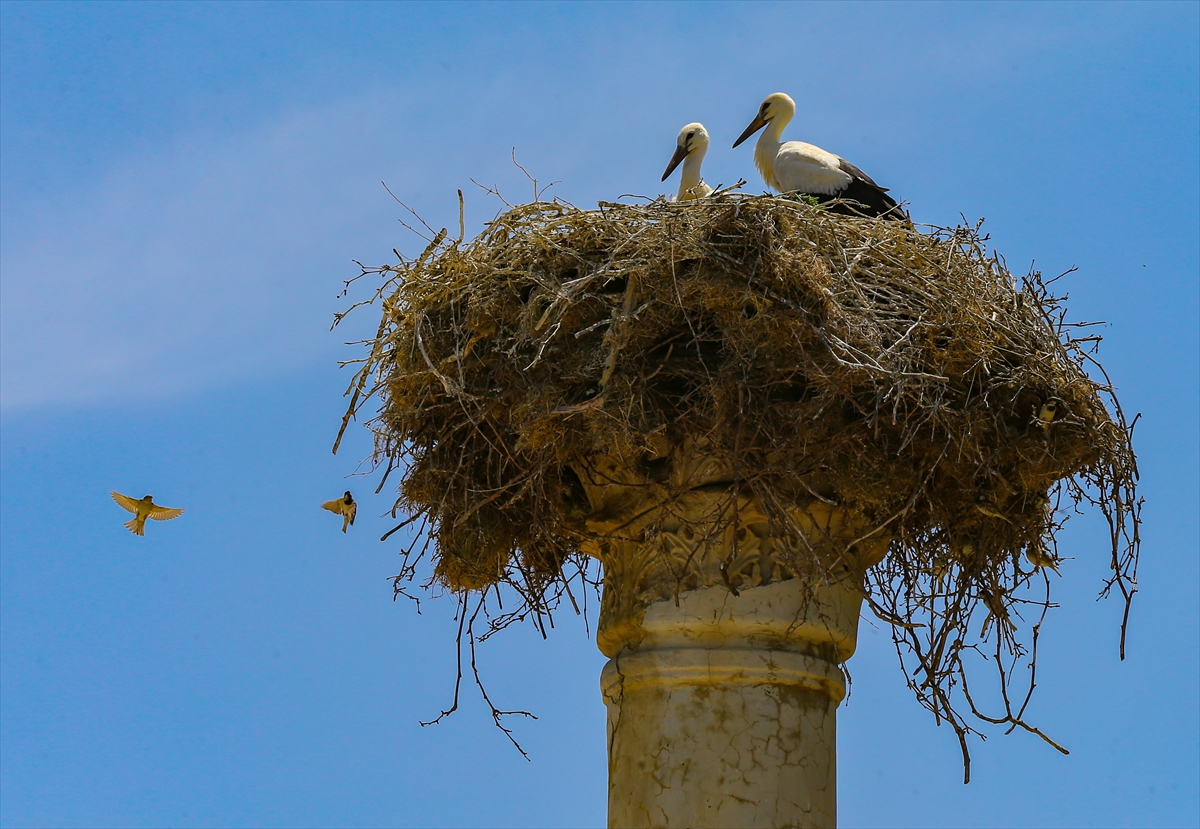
686,131 -> 695,140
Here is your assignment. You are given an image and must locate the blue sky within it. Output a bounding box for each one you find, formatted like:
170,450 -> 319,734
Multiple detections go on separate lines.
1,2 -> 1196,827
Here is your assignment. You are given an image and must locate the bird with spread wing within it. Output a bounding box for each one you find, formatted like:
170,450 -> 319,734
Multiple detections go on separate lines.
322,491 -> 357,532
111,491 -> 185,536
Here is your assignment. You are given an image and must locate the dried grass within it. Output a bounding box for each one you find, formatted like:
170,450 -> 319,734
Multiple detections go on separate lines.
335,192 -> 1140,777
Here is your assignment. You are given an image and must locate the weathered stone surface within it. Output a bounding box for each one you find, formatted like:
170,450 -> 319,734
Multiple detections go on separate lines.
573,449 -> 887,829
601,580 -> 858,829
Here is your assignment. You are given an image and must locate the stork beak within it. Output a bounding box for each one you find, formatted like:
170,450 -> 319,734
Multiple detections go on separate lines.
733,114 -> 768,148
661,144 -> 690,182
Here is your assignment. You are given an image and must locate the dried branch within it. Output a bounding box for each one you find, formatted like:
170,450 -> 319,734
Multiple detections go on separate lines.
337,193 -> 1140,776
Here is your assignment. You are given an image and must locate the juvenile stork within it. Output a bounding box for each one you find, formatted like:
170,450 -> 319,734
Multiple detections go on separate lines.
733,92 -> 902,219
662,122 -> 713,201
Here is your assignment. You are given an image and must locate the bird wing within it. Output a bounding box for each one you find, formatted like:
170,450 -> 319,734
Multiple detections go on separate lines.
837,157 -> 886,190
774,142 -> 852,195
147,506 -> 185,521
111,491 -> 142,514
832,158 -> 901,217
346,502 -> 357,526
322,499 -> 345,514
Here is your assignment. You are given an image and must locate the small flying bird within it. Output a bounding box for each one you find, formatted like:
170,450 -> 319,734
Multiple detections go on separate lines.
322,490 -> 357,532
662,122 -> 713,201
733,92 -> 902,219
111,491 -> 185,536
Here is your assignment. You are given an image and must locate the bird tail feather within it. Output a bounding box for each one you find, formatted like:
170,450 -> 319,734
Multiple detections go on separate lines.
125,517 -> 145,536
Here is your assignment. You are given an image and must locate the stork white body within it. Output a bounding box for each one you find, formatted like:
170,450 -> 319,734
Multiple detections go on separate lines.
734,92 -> 901,218
756,136 -> 851,196
662,122 -> 714,201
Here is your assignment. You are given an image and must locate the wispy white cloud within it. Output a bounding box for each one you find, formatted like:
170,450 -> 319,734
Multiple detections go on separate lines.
0,90 -> 484,412
0,2 -> 1136,413
0,80 -> 662,412
5,106 -> 302,408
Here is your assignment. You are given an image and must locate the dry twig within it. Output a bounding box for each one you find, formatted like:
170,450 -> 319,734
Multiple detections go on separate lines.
336,193 -> 1140,776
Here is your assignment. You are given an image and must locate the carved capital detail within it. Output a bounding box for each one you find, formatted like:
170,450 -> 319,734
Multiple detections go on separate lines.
572,449 -> 888,659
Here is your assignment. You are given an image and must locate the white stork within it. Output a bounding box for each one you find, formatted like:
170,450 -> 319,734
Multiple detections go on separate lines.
662,122 -> 713,201
733,92 -> 902,219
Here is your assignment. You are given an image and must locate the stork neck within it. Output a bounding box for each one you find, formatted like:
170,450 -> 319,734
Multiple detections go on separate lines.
678,149 -> 706,198
754,127 -> 782,191
765,113 -> 789,145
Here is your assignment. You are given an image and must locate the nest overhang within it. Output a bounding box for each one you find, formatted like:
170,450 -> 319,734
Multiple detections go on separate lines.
338,192 -> 1140,775
345,194 -> 1133,592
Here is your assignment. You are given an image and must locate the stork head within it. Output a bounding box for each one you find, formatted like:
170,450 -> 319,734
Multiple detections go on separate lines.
733,92 -> 796,148
662,122 -> 710,182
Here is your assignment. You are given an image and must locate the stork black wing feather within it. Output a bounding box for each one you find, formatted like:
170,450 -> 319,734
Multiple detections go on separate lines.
837,158 -> 884,189
816,158 -> 903,220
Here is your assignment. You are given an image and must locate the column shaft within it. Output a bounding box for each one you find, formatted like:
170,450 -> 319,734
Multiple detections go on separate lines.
601,579 -> 864,829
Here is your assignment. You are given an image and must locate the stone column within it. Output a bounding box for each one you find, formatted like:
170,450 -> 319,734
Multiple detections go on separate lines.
576,448 -> 886,829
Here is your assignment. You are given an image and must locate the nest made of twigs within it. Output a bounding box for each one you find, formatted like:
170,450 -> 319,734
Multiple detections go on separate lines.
336,192 -> 1140,778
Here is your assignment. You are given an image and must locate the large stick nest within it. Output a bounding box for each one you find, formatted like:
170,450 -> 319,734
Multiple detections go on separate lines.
336,193 -> 1140,776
